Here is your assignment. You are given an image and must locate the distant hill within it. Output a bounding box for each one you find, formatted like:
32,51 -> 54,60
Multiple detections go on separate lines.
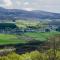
0,7 -> 60,20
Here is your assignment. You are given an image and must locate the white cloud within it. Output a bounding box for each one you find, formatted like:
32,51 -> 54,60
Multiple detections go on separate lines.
0,0 -> 60,13
3,0 -> 13,8
24,2 -> 29,5
15,0 -> 21,5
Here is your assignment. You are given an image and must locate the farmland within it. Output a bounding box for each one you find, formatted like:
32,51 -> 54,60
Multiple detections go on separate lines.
0,34 -> 28,45
0,20 -> 60,45
0,20 -> 60,60
0,31 -> 60,45
24,31 -> 60,41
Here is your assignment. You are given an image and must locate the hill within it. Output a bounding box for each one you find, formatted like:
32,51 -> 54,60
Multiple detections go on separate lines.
0,7 -> 60,20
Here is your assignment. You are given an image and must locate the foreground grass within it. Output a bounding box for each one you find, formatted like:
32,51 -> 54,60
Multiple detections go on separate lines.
0,50 -> 60,60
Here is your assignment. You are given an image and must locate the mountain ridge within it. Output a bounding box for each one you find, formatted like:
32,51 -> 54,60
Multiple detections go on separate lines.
0,7 -> 60,20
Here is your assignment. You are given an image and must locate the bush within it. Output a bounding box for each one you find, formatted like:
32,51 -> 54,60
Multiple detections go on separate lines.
0,50 -> 60,60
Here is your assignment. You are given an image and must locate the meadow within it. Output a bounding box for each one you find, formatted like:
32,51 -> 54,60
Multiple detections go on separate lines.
0,31 -> 60,45
24,31 -> 60,41
0,34 -> 28,45
0,20 -> 60,60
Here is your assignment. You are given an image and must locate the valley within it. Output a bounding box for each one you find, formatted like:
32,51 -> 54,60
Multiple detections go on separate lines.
0,8 -> 60,60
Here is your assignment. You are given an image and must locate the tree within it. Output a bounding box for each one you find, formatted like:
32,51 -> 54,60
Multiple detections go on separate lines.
48,34 -> 60,60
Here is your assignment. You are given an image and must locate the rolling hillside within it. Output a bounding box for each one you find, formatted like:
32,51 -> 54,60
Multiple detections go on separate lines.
0,7 -> 60,20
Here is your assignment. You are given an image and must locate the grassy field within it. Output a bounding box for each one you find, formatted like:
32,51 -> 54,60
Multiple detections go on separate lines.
0,31 -> 60,45
0,34 -> 28,45
24,31 -> 60,41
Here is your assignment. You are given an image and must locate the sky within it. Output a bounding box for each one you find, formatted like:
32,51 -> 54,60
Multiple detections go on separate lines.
0,0 -> 60,13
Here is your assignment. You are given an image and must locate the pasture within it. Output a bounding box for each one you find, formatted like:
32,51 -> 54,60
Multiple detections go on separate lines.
0,31 -> 60,45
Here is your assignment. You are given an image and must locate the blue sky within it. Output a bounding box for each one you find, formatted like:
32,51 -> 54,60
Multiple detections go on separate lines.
0,0 -> 60,13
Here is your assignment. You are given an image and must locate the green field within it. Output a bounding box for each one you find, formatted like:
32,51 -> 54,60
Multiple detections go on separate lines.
0,34 -> 28,45
0,31 -> 60,45
24,31 -> 60,41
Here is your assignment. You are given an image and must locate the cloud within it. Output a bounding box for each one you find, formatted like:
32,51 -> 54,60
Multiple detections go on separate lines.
15,0 -> 21,5
0,0 -> 60,13
3,0 -> 13,8
24,2 -> 29,5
